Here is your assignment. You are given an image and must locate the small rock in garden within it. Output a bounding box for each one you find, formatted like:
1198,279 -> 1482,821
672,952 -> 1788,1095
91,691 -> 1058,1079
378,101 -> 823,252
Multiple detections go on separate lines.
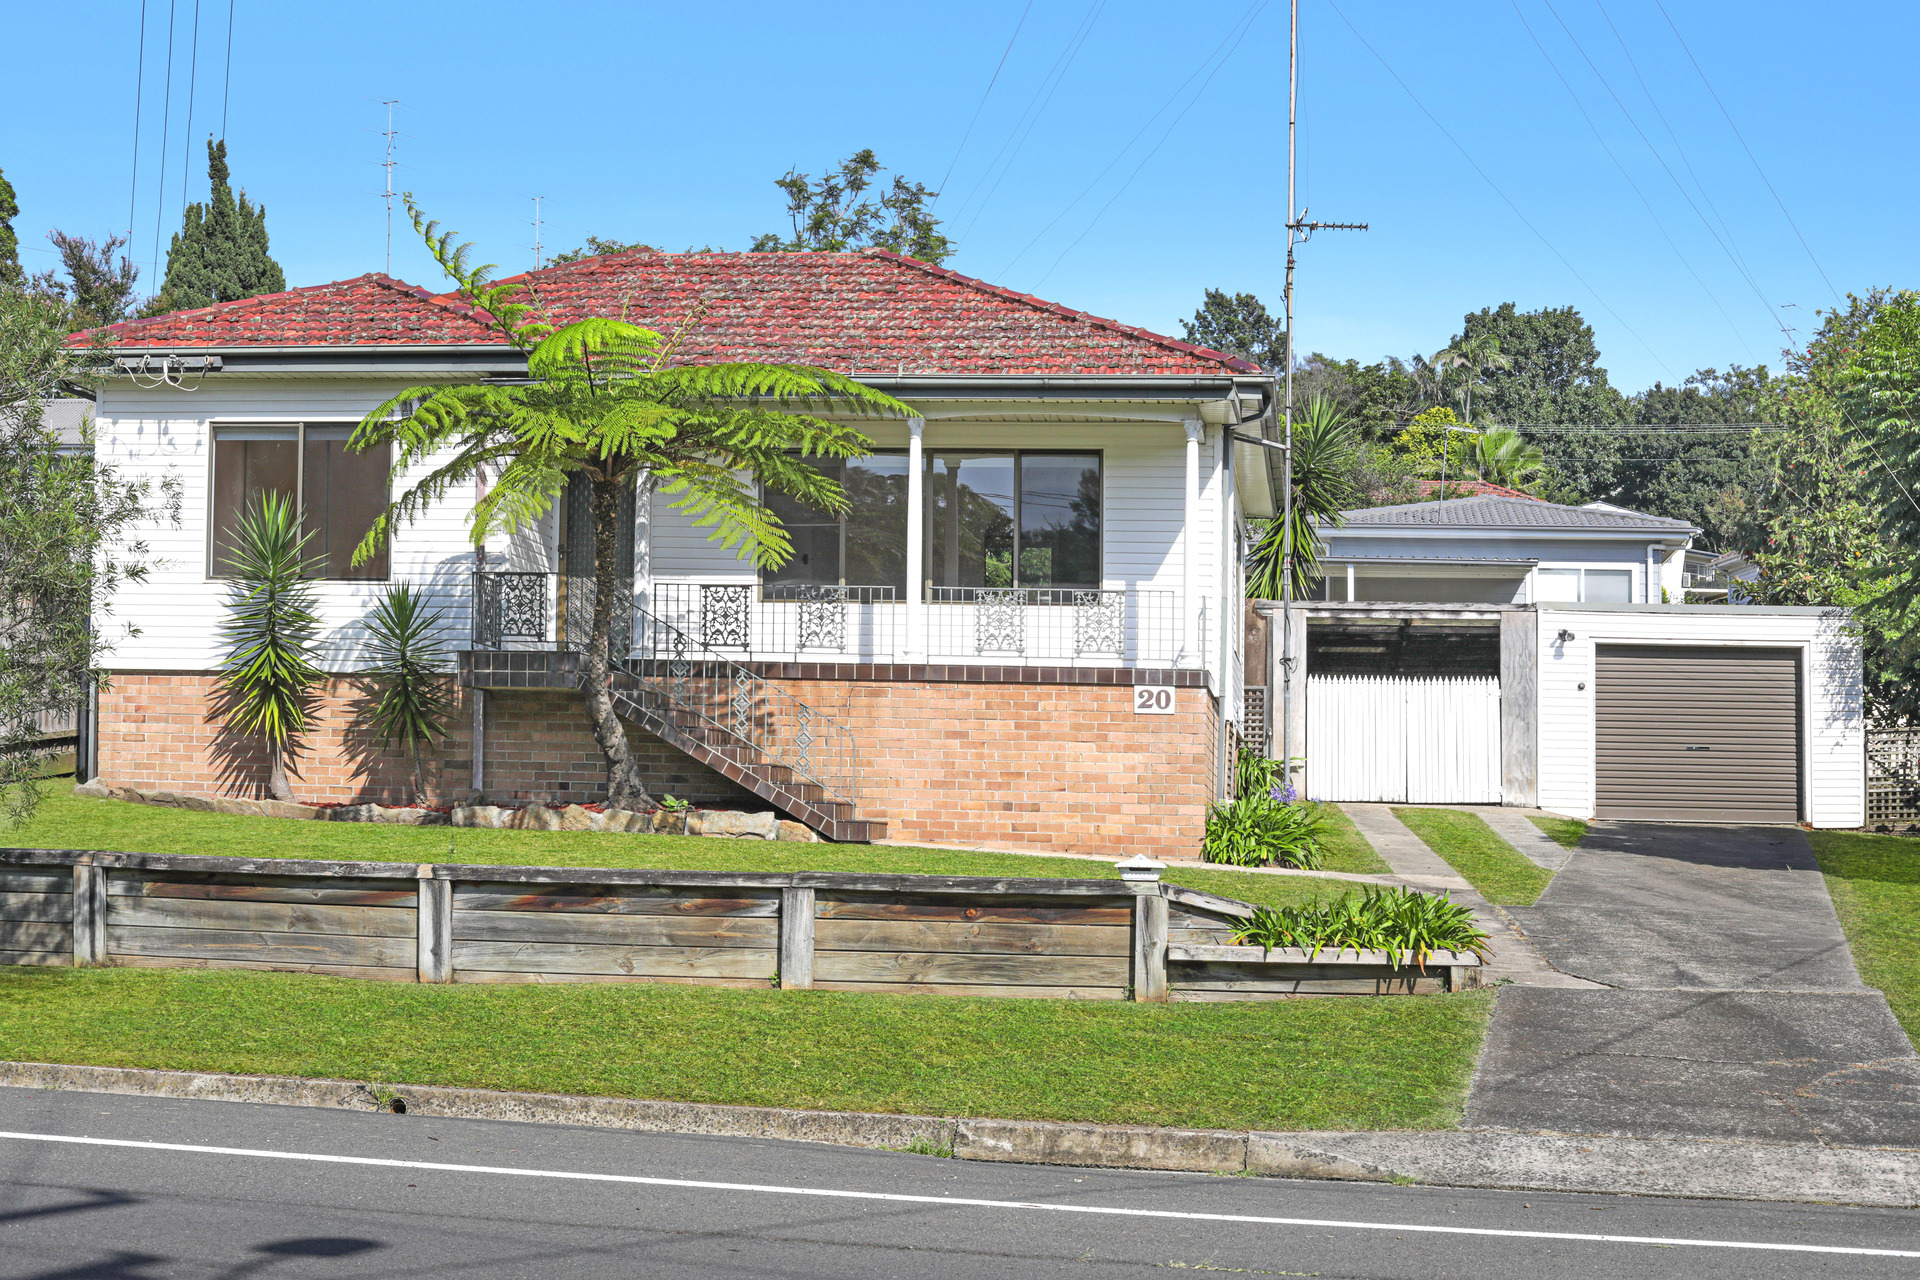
556,804 -> 602,832
452,805 -> 508,829
653,810 -> 688,836
72,779 -> 111,800
509,805 -> 563,831
214,796 -> 263,817
330,804 -> 382,823
691,809 -> 777,839
257,799 -> 322,820
375,805 -> 446,826
776,820 -> 820,843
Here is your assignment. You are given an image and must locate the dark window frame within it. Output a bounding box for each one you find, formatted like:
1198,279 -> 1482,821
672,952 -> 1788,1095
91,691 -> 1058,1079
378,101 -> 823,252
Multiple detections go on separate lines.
207,421 -> 392,581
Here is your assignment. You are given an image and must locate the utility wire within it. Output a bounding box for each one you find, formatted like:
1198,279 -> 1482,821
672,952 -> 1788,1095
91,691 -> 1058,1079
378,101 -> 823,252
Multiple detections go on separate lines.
1536,0 -> 1780,341
951,0 -> 1107,238
180,0 -> 200,219
221,0 -> 234,138
935,0 -> 1033,203
1507,1 -> 1753,357
1029,1 -> 1270,289
152,0 -> 176,274
128,0 -> 147,244
1650,0 -> 1842,307
1323,0 -> 1671,379
998,0 -> 1268,279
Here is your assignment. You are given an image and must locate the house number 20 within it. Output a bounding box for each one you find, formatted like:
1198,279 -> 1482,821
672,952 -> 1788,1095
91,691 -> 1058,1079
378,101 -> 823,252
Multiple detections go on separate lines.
1133,686 -> 1176,714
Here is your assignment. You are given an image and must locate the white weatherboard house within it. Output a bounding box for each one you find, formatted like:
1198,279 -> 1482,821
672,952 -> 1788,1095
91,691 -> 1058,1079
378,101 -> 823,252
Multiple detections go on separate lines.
1258,494 -> 1864,826
72,250 -> 1276,858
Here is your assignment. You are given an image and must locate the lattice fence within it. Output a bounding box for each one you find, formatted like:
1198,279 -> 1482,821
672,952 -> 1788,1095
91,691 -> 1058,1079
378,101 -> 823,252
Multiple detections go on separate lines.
1866,727 -> 1920,828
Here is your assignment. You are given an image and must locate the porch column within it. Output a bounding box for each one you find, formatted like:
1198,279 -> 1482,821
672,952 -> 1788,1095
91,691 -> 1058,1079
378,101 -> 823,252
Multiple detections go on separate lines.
905,417 -> 926,661
1182,419 -> 1203,668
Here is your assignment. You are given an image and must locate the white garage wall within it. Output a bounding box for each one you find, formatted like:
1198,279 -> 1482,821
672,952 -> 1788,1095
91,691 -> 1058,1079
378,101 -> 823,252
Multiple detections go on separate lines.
1535,605 -> 1863,828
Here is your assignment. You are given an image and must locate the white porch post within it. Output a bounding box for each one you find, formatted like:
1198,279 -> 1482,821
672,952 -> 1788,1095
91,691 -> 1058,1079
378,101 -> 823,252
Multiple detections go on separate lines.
1182,419 -> 1202,668
905,417 -> 926,661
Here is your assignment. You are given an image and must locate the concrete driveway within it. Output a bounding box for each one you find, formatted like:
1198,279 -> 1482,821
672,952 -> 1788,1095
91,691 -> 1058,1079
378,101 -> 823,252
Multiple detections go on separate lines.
1466,823 -> 1920,1147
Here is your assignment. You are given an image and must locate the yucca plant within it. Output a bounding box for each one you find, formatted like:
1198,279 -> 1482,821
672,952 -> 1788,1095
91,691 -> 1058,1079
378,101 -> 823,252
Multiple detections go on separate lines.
361,584 -> 454,805
1231,886 -> 1493,969
217,493 -> 323,802
1202,793 -> 1327,869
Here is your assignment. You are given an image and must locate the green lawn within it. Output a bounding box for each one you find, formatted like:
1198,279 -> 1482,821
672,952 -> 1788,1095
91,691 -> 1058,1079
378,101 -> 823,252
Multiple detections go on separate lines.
0,966 -> 1492,1132
1317,804 -> 1391,875
1392,807 -> 1555,906
1526,814 -> 1588,849
1812,831 -> 1920,1040
8,788 -> 1343,912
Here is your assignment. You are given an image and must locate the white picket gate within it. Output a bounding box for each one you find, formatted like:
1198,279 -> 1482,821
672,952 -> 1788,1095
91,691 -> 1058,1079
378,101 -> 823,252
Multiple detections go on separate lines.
1305,675 -> 1502,804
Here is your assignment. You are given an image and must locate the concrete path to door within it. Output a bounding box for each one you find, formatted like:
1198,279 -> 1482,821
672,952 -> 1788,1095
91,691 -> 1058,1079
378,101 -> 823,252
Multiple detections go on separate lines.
1468,823 -> 1920,1148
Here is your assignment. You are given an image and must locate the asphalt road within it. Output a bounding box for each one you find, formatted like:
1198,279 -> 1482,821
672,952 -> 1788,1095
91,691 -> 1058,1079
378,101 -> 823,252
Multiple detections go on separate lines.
1,1089 -> 1916,1279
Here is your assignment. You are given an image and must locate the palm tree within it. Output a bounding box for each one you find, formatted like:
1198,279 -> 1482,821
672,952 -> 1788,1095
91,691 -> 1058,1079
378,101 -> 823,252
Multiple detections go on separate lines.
1430,332 -> 1512,426
360,584 -> 454,805
216,493 -> 323,802
350,199 -> 913,811
1246,395 -> 1361,599
1472,426 -> 1547,491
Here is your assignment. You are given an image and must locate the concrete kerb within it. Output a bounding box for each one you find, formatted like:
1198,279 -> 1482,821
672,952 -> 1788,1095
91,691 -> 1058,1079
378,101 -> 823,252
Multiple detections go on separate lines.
4,1061 -> 1916,1207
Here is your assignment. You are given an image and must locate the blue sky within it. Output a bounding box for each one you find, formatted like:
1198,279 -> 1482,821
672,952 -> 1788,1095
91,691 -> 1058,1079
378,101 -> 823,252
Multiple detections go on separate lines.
4,1 -> 1912,393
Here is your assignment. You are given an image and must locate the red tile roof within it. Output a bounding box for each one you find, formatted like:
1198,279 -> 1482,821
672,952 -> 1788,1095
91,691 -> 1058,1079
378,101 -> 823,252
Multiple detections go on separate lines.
1411,478 -> 1544,501
78,251 -> 1257,377
76,273 -> 500,348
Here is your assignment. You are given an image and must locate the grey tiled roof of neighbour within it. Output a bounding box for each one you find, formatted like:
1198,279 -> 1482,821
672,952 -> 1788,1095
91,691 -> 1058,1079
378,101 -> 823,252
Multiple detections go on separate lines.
42,398 -> 93,451
1326,495 -> 1698,532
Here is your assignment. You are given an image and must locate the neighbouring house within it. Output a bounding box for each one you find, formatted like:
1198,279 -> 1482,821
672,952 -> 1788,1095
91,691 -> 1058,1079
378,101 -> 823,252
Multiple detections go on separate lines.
73,250 -> 1277,858
1253,493 -> 1863,826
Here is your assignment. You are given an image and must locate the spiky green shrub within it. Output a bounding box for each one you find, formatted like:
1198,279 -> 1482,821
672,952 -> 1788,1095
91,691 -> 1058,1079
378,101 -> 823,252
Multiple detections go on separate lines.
216,493 -> 323,802
1231,886 -> 1493,968
1233,746 -> 1284,800
1202,793 -> 1327,869
360,584 -> 454,804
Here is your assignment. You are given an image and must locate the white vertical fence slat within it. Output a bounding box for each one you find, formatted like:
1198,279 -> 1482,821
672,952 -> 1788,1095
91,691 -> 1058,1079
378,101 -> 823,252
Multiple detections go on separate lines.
1306,676 -> 1502,804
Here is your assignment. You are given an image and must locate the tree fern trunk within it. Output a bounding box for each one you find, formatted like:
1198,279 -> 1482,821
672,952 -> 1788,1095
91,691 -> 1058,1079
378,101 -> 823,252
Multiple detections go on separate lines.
582,474 -> 652,810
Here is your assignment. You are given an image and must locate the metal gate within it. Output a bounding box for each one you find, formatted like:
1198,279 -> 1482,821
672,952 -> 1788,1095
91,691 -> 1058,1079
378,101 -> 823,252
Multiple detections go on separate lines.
1305,675 -> 1502,803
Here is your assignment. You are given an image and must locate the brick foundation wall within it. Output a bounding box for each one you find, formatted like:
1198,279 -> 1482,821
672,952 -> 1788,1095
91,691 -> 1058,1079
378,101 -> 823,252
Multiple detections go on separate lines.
759,676 -> 1218,860
478,690 -> 755,807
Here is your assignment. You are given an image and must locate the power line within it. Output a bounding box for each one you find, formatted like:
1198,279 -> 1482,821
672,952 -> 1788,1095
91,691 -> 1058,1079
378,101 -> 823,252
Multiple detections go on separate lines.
151,0 -> 176,275
127,0 -> 147,244
1650,0 -> 1842,307
179,0 -> 200,219
1323,0 -> 1671,379
935,0 -> 1034,203
1507,1 -> 1754,358
221,0 -> 234,138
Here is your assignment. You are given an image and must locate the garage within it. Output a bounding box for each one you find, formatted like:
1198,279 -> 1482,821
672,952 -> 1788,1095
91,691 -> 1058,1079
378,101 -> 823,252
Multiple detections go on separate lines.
1594,643 -> 1802,823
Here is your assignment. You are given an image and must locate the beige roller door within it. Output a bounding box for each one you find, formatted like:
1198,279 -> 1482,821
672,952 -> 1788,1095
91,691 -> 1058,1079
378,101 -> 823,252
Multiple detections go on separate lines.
1594,644 -> 1801,822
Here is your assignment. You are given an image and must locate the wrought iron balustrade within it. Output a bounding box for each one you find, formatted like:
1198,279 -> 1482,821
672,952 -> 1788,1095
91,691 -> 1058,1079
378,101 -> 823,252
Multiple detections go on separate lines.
473,571 -> 552,647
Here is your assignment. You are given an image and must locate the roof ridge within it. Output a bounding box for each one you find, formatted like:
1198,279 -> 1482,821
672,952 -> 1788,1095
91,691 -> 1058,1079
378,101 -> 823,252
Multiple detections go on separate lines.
858,249 -> 1261,374
72,271 -> 495,344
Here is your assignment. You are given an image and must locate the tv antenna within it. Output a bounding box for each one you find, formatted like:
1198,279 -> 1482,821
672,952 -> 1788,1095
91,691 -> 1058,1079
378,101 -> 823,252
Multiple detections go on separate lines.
532,195 -> 545,269
381,99 -> 400,275
1277,0 -> 1368,778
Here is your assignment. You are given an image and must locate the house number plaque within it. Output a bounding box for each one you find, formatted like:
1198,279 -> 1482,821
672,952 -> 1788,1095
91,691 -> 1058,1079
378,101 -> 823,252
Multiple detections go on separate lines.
1133,686 -> 1176,715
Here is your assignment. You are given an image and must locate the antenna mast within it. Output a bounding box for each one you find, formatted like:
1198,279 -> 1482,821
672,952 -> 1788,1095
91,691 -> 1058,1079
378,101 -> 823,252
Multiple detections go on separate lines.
381,99 -> 399,275
532,196 -> 545,270
1278,0 -> 1367,781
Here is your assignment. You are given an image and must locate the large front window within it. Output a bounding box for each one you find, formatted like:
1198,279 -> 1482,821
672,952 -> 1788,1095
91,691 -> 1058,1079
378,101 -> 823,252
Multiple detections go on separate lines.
210,424 -> 391,578
762,451 -> 1103,596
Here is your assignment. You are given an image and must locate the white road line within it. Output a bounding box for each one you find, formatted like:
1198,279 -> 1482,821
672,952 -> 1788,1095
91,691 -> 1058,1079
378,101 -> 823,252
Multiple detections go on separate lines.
0,1130 -> 1911,1259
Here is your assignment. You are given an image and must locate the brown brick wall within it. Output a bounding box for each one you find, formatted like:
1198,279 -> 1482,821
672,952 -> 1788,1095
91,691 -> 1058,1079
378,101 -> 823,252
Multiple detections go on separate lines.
100,671 -> 1217,857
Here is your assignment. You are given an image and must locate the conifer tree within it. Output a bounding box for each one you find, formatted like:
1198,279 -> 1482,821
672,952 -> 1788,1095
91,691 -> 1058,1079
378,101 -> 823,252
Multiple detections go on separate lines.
156,139 -> 285,311
0,167 -> 20,287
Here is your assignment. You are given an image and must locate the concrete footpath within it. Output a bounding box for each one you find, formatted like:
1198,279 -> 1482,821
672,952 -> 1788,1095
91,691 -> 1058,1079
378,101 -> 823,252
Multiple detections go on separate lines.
4,1061 -> 1916,1208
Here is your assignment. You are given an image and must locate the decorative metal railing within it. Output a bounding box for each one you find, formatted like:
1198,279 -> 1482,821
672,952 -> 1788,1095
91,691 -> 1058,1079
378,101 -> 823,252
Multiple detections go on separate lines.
473,571 -> 551,647
618,607 -> 859,809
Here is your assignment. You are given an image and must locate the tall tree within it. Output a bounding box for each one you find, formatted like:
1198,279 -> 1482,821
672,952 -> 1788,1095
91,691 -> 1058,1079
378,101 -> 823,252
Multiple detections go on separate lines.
1618,365 -> 1775,548
0,287 -> 176,822
155,139 -> 285,312
352,200 -> 913,809
751,149 -> 953,265
1431,332 -> 1512,425
1291,353 -> 1423,441
0,167 -> 19,287
1181,289 -> 1284,371
1453,303 -> 1628,427
30,231 -> 141,329
1471,425 -> 1546,490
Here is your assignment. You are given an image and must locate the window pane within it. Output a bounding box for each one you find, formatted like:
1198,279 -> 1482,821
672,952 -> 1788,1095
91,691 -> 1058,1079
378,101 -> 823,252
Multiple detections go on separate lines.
843,454 -> 908,592
1535,568 -> 1580,602
1584,569 -> 1633,603
210,432 -> 297,577
303,432 -> 390,579
1019,454 -> 1100,588
763,458 -> 842,589
927,453 -> 1015,591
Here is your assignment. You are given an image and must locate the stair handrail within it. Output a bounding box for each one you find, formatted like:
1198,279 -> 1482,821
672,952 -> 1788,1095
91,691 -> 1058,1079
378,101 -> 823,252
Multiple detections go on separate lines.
610,606 -> 859,810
